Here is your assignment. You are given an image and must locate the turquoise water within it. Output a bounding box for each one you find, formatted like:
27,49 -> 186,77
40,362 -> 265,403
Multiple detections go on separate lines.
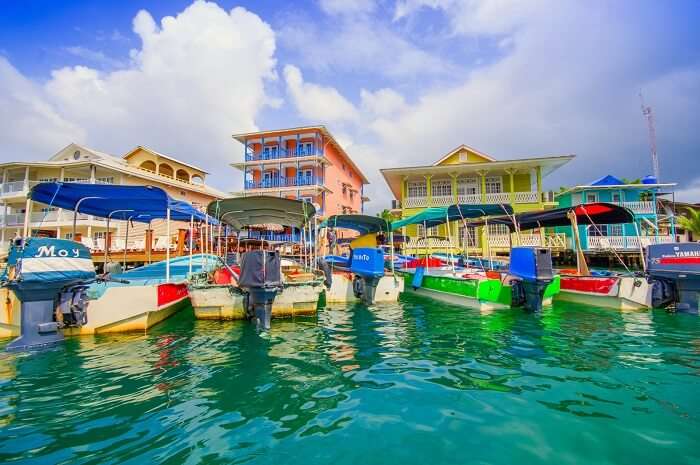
1,298 -> 699,464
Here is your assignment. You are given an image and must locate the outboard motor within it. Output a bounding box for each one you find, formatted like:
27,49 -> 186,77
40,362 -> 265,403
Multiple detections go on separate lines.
1,238 -> 96,351
350,247 -> 385,305
509,247 -> 555,312
238,250 -> 282,330
646,243 -> 700,313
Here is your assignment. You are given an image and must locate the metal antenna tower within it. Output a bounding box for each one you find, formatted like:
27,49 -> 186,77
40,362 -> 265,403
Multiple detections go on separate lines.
639,92 -> 660,181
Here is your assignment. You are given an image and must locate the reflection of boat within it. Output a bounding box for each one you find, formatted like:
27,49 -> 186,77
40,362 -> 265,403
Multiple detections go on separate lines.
319,214 -> 403,304
0,182 -> 216,346
188,196 -> 324,329
394,204 -> 560,311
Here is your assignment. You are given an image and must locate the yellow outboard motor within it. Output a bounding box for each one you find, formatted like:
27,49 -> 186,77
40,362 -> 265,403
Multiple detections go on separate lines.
2,238 -> 96,351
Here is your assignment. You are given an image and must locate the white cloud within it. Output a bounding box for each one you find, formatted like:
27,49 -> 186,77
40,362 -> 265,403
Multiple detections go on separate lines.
1,1 -> 278,192
0,58 -> 86,160
676,178 -> 700,204
318,0 -> 375,16
63,46 -> 126,68
360,88 -> 407,117
283,64 -> 358,122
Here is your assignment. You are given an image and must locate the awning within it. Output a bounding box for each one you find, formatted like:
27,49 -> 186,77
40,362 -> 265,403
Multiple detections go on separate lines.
207,196 -> 315,231
482,202 -> 635,231
320,214 -> 391,234
391,204 -> 513,230
30,182 -> 214,223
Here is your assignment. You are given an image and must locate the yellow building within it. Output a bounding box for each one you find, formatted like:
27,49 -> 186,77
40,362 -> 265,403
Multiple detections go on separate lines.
0,143 -> 226,251
380,145 -> 575,256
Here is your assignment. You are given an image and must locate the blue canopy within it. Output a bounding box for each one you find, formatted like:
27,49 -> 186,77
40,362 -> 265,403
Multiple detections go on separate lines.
30,182 -> 214,223
391,204 -> 513,230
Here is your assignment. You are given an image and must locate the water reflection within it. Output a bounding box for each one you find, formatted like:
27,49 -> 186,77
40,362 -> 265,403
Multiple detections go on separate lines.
0,301 -> 699,464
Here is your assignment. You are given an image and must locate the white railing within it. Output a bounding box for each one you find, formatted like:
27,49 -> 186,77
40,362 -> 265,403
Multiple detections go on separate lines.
1,211 -> 95,226
405,238 -> 453,250
404,197 -> 428,208
544,233 -> 567,249
485,192 -> 511,203
487,235 -> 511,248
0,181 -> 28,196
514,191 -> 539,203
588,235 -> 673,250
614,201 -> 655,215
431,195 -> 453,206
457,193 -> 481,204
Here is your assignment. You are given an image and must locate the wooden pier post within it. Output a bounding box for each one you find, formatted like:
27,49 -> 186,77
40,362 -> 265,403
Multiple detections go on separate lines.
177,228 -> 187,257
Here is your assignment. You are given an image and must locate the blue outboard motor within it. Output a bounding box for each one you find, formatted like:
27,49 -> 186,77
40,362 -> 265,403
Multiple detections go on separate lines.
238,250 -> 282,330
509,247 -> 554,311
1,238 -> 96,351
350,247 -> 385,305
646,243 -> 700,313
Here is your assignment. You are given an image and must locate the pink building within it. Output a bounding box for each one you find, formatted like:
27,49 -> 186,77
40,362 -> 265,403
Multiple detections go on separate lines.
232,126 -> 369,217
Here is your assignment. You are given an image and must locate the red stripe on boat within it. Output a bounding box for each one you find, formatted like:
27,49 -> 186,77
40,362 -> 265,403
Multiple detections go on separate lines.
157,283 -> 189,307
561,276 -> 617,295
659,257 -> 700,265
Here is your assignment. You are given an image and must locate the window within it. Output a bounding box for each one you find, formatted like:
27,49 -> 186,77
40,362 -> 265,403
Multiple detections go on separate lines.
262,145 -> 278,158
299,142 -> 313,155
63,177 -> 89,183
407,181 -> 427,198
457,177 -> 479,196
484,176 -> 502,194
417,224 -> 438,237
608,224 -> 623,236
611,192 -> 621,203
64,233 -> 74,240
300,196 -> 313,204
431,179 -> 452,197
488,224 -> 510,235
459,224 -> 478,247
96,176 -> 114,185
459,152 -> 467,162
39,177 -> 58,182
585,192 -> 597,203
93,231 -> 107,241
300,169 -> 313,179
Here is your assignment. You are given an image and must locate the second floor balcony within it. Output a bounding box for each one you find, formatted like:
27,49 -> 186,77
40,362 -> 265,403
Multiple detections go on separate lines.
402,191 -> 544,208
244,175 -> 322,190
245,146 -> 323,162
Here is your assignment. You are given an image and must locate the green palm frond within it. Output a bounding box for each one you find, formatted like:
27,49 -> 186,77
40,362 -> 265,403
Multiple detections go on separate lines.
678,208 -> 700,236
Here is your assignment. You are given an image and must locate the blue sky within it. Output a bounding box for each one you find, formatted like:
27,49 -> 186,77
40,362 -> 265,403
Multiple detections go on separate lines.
1,0 -> 699,208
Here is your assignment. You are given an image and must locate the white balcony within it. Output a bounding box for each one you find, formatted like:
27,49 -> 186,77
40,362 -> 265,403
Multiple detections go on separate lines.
1,211 -> 101,227
613,201 -> 655,215
404,191 -> 541,208
587,235 -> 673,250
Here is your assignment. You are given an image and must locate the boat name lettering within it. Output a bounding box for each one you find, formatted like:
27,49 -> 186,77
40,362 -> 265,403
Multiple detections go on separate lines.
355,254 -> 370,262
34,245 -> 81,258
670,251 -> 700,258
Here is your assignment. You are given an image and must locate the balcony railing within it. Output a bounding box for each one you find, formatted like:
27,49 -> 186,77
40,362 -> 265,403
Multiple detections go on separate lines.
247,231 -> 302,242
245,146 -> 323,162
2,211 -> 95,226
405,191 -> 543,208
587,235 -> 672,250
245,176 -> 320,190
612,201 -> 656,215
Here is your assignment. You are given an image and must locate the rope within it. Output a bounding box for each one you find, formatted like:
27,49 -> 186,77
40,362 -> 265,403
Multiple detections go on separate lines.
580,206 -> 631,274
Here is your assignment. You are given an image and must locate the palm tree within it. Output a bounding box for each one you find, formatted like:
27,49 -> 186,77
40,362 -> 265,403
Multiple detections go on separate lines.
376,209 -> 394,221
678,208 -> 700,239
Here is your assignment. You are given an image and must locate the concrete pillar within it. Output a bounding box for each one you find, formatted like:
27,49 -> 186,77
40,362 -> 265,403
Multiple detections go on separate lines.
400,176 -> 407,207
90,165 -> 96,184
479,171 -> 487,203
450,173 -> 458,202
507,169 -> 516,204
59,167 -> 65,181
536,165 -> 542,202
23,166 -> 29,191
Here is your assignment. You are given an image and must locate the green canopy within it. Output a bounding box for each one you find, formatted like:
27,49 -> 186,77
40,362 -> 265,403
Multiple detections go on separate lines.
319,214 -> 391,235
391,204 -> 513,230
207,196 -> 316,231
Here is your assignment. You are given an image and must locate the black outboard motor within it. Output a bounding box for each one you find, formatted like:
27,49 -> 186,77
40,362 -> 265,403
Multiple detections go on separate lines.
646,243 -> 700,313
350,247 -> 385,305
509,247 -> 555,311
2,238 -> 96,351
238,250 -> 282,330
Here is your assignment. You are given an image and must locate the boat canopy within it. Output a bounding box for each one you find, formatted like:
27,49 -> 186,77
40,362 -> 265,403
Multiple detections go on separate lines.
482,202 -> 635,231
207,196 -> 315,231
30,182 -> 214,223
391,204 -> 513,230
320,214 -> 391,235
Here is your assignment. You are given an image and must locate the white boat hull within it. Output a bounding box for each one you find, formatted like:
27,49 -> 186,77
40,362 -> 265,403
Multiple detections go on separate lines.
325,272 -> 404,303
555,275 -> 651,310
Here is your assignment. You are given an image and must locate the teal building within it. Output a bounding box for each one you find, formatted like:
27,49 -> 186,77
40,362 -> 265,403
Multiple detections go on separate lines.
554,175 -> 676,251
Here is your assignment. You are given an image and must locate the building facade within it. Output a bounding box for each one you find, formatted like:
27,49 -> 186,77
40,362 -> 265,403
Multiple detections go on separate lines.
0,143 -> 226,250
381,145 -> 575,255
554,175 -> 676,251
232,126 -> 369,218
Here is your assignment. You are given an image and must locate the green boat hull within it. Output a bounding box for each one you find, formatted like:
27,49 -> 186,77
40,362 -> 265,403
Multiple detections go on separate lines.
399,271 -> 560,310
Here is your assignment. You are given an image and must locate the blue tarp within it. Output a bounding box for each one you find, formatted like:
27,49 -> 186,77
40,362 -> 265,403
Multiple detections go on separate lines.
30,182 -> 215,223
